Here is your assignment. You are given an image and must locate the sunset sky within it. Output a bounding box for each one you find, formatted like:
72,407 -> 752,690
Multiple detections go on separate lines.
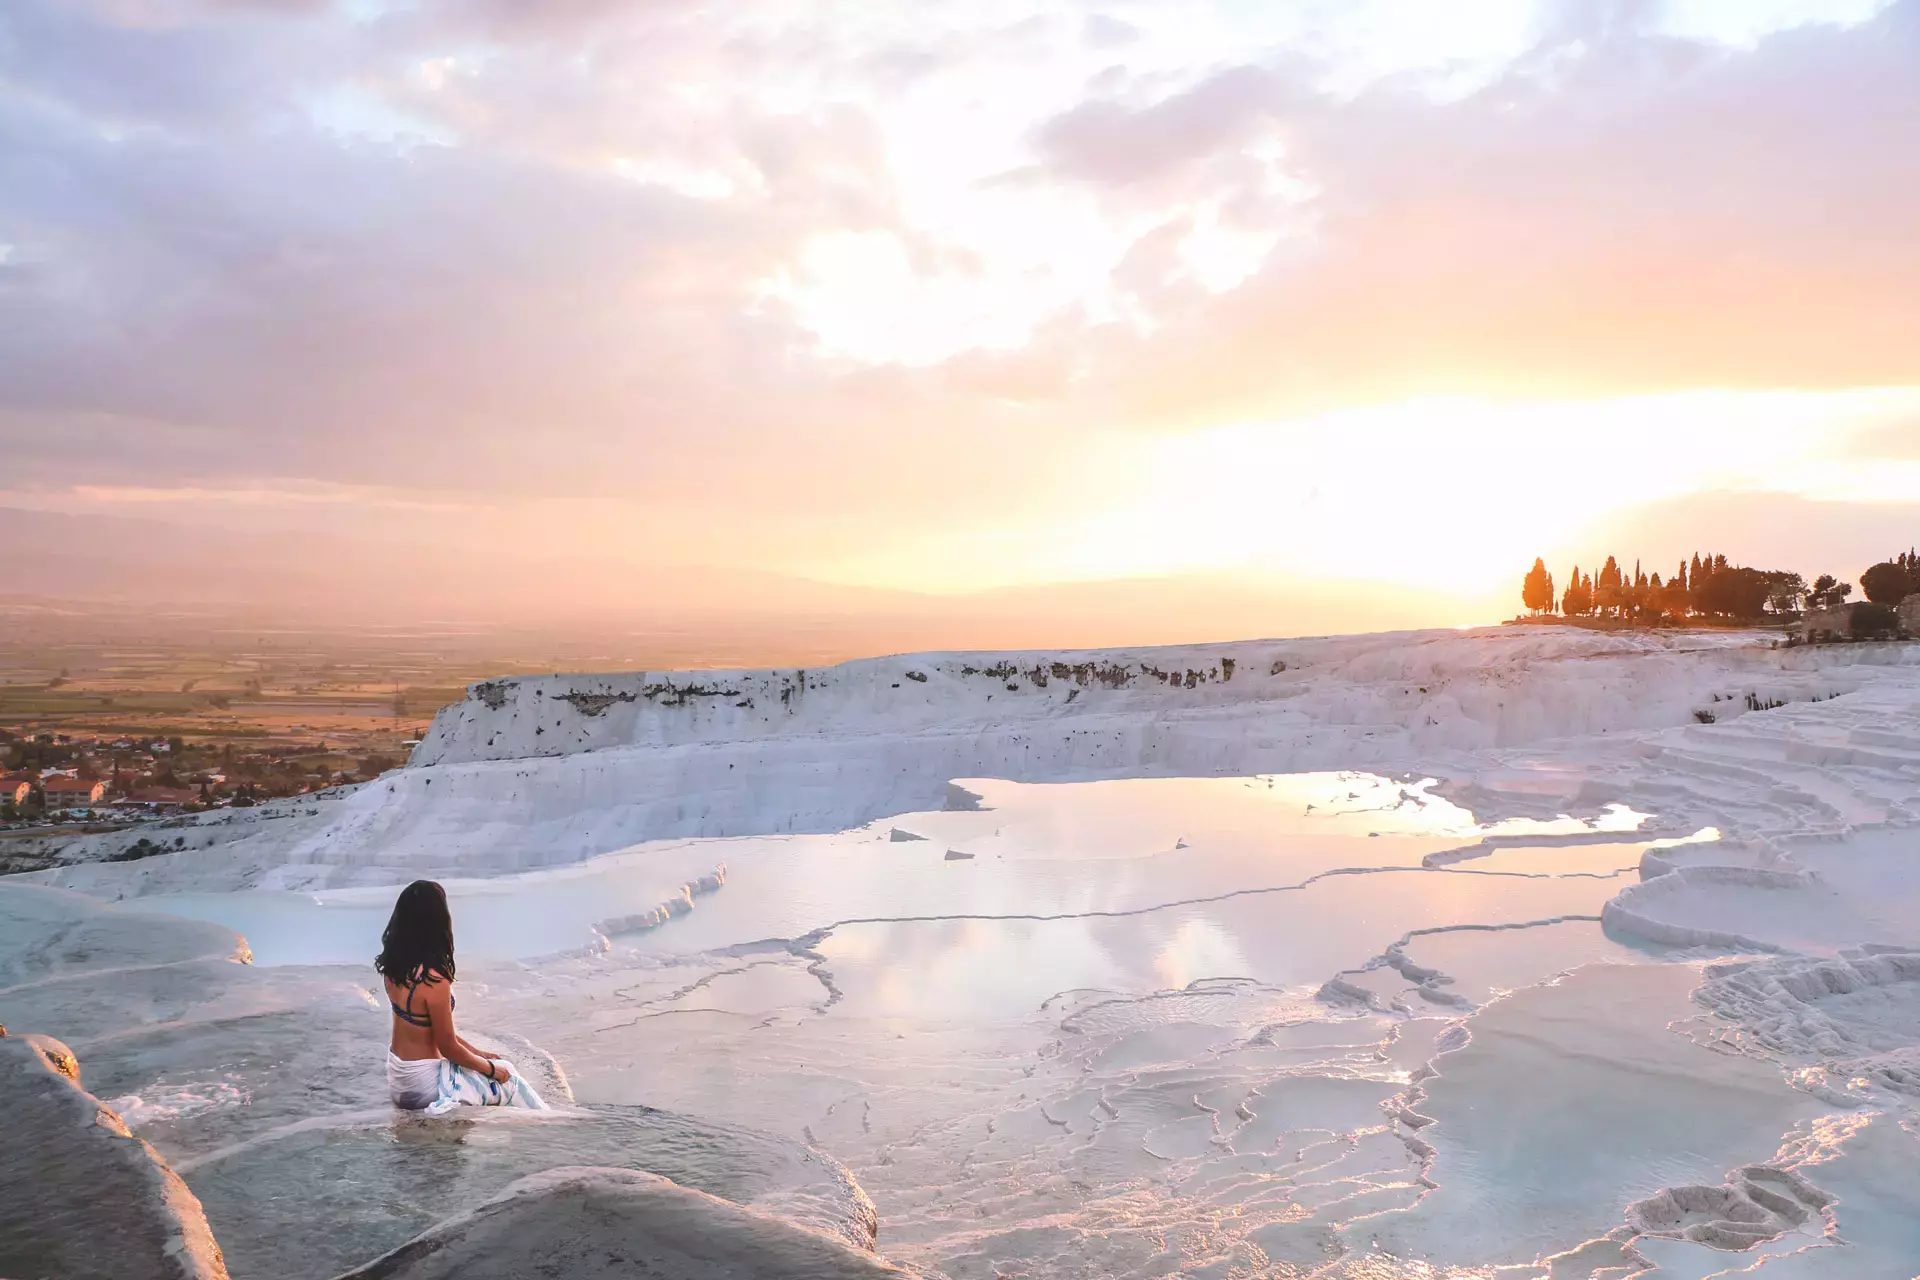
3,0 -> 1918,633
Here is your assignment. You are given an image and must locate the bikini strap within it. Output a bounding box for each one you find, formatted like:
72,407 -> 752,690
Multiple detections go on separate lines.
390,977 -> 434,1027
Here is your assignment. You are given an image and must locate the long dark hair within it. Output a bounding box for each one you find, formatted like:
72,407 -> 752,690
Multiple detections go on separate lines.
375,880 -> 455,986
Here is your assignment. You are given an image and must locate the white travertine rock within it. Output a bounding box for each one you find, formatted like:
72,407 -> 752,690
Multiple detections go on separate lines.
0,1033 -> 230,1280
332,1166 -> 915,1280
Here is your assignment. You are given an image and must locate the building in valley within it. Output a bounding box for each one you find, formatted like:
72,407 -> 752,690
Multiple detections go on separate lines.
40,777 -> 106,809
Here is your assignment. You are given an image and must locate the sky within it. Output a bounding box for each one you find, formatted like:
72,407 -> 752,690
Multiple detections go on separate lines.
2,0 -> 1919,638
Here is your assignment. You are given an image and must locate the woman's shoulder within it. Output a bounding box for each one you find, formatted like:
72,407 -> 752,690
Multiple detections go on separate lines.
383,968 -> 453,989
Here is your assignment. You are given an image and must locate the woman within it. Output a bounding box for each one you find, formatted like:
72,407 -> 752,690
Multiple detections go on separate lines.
377,879 -> 547,1114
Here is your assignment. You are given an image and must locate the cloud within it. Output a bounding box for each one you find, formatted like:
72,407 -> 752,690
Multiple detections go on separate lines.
1022,1 -> 1920,426
0,0 -> 354,130
0,23 -> 910,498
1081,14 -> 1141,50
1032,64 -> 1292,190
1,0 -> 1916,606
65,480 -> 469,512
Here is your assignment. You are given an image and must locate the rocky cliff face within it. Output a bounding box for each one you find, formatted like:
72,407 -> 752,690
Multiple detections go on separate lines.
410,629 -> 1832,772
413,644 -> 1273,767
0,1030 -> 230,1280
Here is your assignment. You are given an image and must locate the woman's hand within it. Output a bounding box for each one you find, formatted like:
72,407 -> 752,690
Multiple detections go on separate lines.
479,1050 -> 502,1060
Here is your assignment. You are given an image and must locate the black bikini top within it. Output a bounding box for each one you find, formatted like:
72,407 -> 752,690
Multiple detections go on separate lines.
390,978 -> 452,1028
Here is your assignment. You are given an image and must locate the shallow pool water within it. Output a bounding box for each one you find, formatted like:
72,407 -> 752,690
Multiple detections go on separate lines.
110,770 -> 1920,1277
123,772 -> 1647,968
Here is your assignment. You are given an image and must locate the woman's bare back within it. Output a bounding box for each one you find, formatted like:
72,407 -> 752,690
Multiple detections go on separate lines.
384,973 -> 449,1061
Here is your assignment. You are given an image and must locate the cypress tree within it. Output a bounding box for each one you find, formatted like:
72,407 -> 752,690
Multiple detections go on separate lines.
1522,559 -> 1555,614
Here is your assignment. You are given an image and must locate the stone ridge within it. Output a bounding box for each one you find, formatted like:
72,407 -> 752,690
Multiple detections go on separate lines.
0,1031 -> 230,1280
332,1166 -> 916,1280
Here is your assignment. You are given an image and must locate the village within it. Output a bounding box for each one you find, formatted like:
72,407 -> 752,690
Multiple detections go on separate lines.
0,616 -> 479,835
0,727 -> 408,828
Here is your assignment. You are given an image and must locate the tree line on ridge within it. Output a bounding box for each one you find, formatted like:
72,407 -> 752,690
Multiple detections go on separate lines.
1519,550 -> 1920,624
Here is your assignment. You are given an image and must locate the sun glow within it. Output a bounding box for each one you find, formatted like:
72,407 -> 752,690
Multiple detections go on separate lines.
812,388 -> 1920,595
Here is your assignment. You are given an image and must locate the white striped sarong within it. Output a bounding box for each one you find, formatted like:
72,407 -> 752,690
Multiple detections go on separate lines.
387,1051 -> 549,1116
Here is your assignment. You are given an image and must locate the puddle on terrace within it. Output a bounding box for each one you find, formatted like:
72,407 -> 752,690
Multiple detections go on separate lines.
120,771 -> 1666,972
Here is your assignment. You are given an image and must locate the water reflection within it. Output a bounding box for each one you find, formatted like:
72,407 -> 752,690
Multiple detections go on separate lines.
123,771 -> 1659,970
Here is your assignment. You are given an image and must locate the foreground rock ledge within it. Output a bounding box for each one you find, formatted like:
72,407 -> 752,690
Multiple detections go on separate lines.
335,1166 -> 915,1280
0,881 -> 897,1277
0,1032 -> 230,1280
1,1028 -> 912,1280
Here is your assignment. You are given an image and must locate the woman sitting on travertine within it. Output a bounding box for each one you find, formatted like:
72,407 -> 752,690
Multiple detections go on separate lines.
377,879 -> 547,1115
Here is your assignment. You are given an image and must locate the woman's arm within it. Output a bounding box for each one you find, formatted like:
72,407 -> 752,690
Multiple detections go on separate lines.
455,1034 -> 499,1061
421,980 -> 503,1079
